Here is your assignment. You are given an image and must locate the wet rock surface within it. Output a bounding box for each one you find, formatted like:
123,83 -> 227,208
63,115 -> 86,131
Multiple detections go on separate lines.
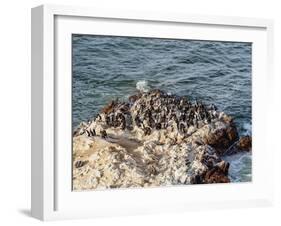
73,90 -> 249,190
237,135 -> 252,151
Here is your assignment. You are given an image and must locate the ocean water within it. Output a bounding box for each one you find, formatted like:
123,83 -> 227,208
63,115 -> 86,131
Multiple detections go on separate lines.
72,35 -> 252,182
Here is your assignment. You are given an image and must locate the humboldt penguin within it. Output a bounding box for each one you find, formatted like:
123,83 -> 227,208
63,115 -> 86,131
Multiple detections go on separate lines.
89,128 -> 96,136
100,130 -> 107,139
144,127 -> 152,136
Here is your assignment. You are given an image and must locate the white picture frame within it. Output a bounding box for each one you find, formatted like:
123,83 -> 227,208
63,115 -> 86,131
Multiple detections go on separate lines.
31,4 -> 274,221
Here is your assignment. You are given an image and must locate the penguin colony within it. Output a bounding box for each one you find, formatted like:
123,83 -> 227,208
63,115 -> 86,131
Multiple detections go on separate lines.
74,89 -> 220,139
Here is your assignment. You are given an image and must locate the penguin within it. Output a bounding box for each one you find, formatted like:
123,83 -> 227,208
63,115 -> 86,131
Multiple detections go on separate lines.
194,100 -> 198,108
148,114 -> 154,128
155,122 -> 161,130
179,122 -> 186,134
85,130 -> 91,137
119,114 -> 126,130
195,120 -> 199,128
179,112 -> 186,121
90,128 -> 96,136
134,115 -> 141,127
100,130 -> 107,139
75,160 -> 88,168
105,115 -> 110,125
210,104 -> 217,111
144,127 -> 152,136
96,114 -> 102,121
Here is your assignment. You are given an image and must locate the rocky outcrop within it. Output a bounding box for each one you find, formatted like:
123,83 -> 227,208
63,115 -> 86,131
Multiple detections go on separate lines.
72,89 -> 248,190
237,135 -> 252,151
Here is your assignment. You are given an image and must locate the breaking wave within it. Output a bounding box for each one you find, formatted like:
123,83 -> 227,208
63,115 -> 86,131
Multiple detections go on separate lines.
136,80 -> 150,93
242,122 -> 252,135
223,152 -> 252,182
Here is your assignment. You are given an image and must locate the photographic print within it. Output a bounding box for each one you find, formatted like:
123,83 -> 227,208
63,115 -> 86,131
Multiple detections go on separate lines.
72,35 -> 252,191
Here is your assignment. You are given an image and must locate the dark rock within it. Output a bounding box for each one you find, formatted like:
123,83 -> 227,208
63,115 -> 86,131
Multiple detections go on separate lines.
203,161 -> 230,183
204,124 -> 238,155
75,160 -> 88,168
237,135 -> 252,151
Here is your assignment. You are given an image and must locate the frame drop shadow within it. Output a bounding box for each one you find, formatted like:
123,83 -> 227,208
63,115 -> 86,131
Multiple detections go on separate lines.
18,209 -> 32,218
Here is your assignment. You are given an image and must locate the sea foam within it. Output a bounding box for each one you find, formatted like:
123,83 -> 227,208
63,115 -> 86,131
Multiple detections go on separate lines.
242,122 -> 252,135
223,152 -> 252,182
136,80 -> 150,93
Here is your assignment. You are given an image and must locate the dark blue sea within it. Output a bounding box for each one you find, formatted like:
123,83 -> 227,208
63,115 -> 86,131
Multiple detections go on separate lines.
72,35 -> 252,182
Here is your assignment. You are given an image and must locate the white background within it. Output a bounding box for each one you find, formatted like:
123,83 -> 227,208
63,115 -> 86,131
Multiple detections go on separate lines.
55,14 -> 270,216
0,0 -> 280,225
